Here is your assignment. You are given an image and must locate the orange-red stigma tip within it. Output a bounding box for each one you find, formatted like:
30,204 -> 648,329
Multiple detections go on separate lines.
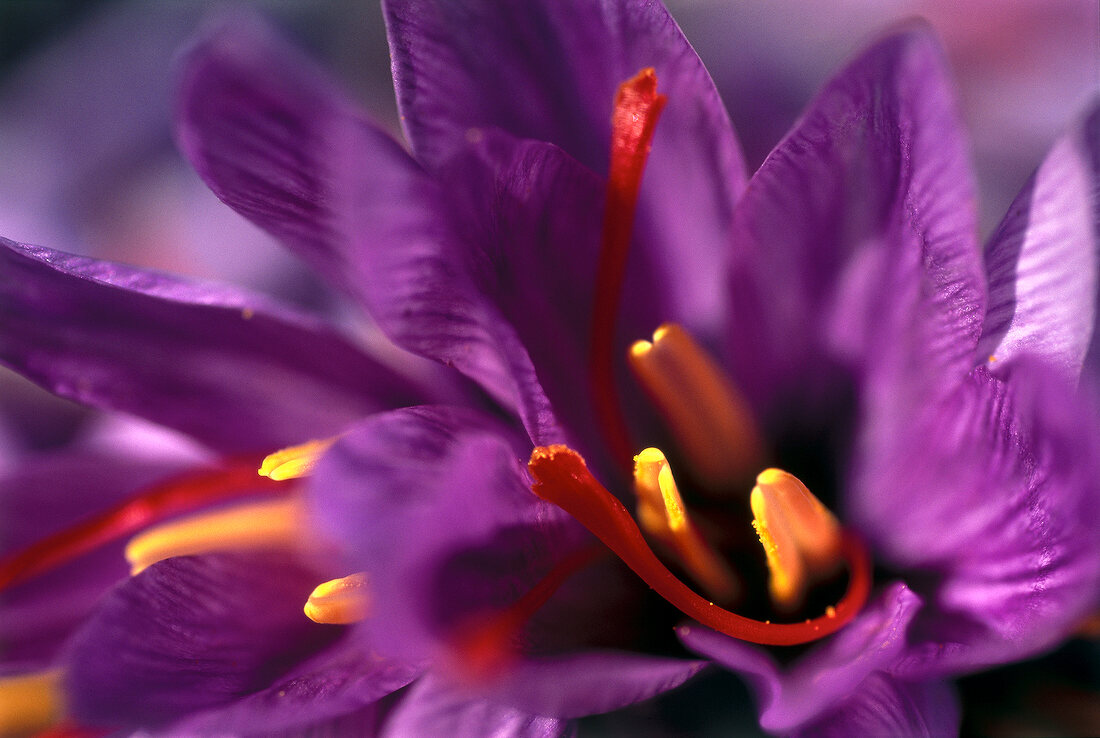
589,69 -> 668,468
0,458 -> 288,592
528,446 -> 872,646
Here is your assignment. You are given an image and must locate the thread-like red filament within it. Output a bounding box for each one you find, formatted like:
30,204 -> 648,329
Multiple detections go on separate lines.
590,68 -> 668,467
529,446 -> 871,646
0,459 -> 286,592
450,543 -> 606,678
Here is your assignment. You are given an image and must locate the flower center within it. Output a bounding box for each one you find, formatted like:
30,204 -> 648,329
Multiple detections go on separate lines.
528,445 -> 870,646
531,69 -> 873,646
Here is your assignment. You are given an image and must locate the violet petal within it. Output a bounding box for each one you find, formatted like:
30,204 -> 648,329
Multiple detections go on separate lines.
978,103 -> 1100,378
855,360 -> 1100,677
793,674 -> 958,738
0,238 -> 425,453
179,16 -> 561,444
171,633 -> 419,735
726,28 -> 985,413
382,674 -> 569,738
63,552 -> 343,729
308,406 -> 584,665
465,650 -> 708,719
176,13 -> 399,302
678,582 -> 922,733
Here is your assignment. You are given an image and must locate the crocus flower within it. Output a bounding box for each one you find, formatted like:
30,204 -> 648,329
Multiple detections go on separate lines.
165,1 -> 1099,735
2,1 -> 1098,736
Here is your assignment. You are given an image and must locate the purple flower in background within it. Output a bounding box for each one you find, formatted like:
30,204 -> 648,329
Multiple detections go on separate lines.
1,0 -> 1098,735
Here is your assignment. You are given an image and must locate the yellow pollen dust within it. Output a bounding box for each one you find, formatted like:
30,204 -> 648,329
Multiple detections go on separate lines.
633,448 -> 739,602
0,669 -> 63,736
259,438 -> 336,481
304,572 -> 370,624
126,497 -> 305,575
750,469 -> 842,612
628,323 -> 762,492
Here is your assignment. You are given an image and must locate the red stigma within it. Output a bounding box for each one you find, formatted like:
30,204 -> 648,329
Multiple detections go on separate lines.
0,459 -> 287,592
590,68 -> 668,467
528,446 -> 871,646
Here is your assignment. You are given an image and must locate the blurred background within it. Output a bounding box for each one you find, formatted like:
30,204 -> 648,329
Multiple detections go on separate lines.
0,0 -> 1096,734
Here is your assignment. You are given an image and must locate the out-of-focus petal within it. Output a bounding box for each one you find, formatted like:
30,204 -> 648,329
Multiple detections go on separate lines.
308,406 -> 584,665
855,361 -> 1100,677
793,674 -> 958,738
0,452 -> 194,668
466,650 -> 707,719
726,28 -> 985,415
381,674 -> 569,738
172,634 -> 419,735
678,582 -> 922,733
1077,104 -> 1100,378
63,552 -> 346,729
384,0 -> 748,336
176,13 -> 399,301
978,103 -> 1100,378
179,16 -> 560,444
0,238 -> 424,453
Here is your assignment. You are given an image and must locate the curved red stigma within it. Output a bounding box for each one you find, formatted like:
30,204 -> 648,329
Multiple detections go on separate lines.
590,68 -> 668,467
528,446 -> 871,646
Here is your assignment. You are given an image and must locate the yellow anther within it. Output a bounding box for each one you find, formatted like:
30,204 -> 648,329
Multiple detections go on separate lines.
633,448 -> 739,602
304,572 -> 370,624
657,465 -> 686,531
126,497 -> 304,574
750,468 -> 842,612
0,669 -> 63,735
258,438 -> 336,481
628,323 -> 762,492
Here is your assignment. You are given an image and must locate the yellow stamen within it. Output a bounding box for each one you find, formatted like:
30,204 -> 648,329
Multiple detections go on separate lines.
751,468 -> 842,611
125,497 -> 304,574
633,448 -> 739,602
628,323 -> 762,491
657,465 -> 686,531
258,438 -> 336,481
304,572 -> 370,624
0,669 -> 63,735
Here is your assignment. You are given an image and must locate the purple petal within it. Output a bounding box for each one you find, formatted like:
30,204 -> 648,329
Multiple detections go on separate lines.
382,674 -> 569,738
308,406 -> 585,666
1,452 -> 194,669
178,16 -> 560,444
854,361 -> 1100,677
172,634 -> 419,735
176,12 -> 391,301
678,582 -> 922,733
978,104 -> 1100,378
1078,103 -> 1100,378
726,28 -> 985,414
0,238 -> 425,452
794,675 -> 958,738
63,552 -> 344,729
384,0 -> 748,336
466,650 -> 707,719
